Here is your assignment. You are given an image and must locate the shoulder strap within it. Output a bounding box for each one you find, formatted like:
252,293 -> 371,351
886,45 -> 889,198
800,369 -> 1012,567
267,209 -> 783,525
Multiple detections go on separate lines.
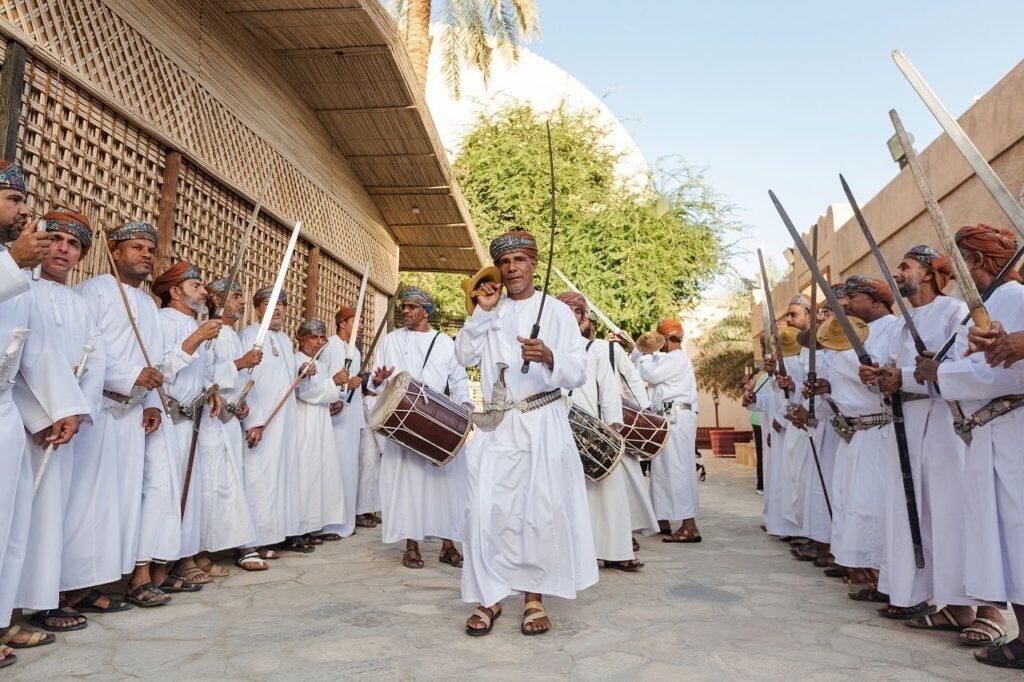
420,331 -> 441,372
609,339 -> 616,371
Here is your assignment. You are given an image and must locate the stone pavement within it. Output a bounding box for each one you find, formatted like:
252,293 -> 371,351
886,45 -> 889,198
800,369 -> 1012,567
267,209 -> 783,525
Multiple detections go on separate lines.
7,457 -> 1019,681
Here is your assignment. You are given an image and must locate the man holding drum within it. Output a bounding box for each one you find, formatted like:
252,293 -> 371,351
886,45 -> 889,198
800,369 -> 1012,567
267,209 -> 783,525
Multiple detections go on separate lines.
370,288 -> 471,570
456,231 -> 595,637
557,291 -> 643,572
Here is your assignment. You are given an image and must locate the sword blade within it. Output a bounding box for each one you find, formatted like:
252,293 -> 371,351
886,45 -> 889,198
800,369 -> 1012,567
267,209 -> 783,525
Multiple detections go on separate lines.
215,178 -> 270,317
346,260 -> 371,364
552,266 -> 622,334
254,220 -> 302,349
770,190 -> 873,365
756,247 -> 787,377
893,50 -> 1024,239
839,173 -> 929,352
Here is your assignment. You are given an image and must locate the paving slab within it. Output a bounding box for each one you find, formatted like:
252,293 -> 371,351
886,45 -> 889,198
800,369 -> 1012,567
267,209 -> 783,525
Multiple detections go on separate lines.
5,457 -> 1020,680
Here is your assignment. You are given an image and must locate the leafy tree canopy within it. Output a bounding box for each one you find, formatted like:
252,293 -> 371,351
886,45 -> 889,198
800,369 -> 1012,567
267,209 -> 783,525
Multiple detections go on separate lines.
401,102 -> 741,335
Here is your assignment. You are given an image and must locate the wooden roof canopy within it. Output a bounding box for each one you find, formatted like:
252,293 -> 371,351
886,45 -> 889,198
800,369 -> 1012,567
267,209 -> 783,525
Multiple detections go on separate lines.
222,0 -> 485,273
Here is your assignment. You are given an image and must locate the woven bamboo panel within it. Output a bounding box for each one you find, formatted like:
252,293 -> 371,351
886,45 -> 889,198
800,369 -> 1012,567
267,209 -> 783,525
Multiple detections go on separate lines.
0,0 -> 401,289
316,252 -> 377,352
14,56 -> 165,287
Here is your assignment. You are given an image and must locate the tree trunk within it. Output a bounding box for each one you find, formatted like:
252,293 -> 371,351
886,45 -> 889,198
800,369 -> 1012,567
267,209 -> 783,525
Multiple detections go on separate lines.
405,0 -> 432,92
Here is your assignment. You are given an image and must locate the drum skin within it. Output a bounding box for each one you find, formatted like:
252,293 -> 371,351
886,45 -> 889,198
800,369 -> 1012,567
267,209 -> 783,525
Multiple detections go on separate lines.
568,403 -> 625,483
620,400 -> 669,461
368,372 -> 471,466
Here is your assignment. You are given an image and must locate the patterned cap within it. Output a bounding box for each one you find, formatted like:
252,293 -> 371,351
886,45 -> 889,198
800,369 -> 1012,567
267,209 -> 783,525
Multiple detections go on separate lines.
0,161 -> 26,194
151,261 -> 202,303
903,244 -> 942,266
42,209 -> 92,251
789,293 -> 811,311
490,230 -> 539,262
107,220 -> 158,245
830,283 -> 847,299
843,275 -> 894,306
207,277 -> 242,295
297,318 -> 327,337
556,291 -> 588,317
402,287 -> 434,316
253,286 -> 288,308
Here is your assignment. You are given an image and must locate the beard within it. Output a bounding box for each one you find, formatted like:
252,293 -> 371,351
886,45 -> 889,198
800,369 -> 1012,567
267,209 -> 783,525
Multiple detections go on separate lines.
185,293 -> 208,316
898,281 -> 918,297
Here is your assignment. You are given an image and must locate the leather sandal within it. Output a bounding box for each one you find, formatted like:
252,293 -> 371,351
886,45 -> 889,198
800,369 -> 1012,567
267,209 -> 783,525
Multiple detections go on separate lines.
521,600 -> 550,636
465,604 -> 501,636
0,625 -> 56,649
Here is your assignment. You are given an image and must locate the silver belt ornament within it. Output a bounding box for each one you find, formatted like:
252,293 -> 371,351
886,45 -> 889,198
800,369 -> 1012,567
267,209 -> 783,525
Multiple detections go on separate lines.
957,394 -> 1024,444
471,362 -> 563,432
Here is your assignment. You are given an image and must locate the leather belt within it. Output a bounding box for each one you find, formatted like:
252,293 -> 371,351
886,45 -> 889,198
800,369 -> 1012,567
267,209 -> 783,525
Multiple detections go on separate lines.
826,396 -> 892,444
661,400 -> 693,414
897,391 -> 929,403
962,394 -> 1024,438
103,389 -> 135,405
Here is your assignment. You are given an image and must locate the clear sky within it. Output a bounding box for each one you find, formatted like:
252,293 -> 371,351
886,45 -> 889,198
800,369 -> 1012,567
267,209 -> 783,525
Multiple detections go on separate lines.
519,0 -> 1024,284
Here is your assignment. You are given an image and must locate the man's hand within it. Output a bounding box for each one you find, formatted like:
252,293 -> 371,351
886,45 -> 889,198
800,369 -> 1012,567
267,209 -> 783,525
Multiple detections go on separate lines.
741,390 -> 756,408
984,328 -> 1024,369
329,401 -> 344,417
135,367 -> 164,390
302,361 -> 318,378
196,320 -> 223,342
609,330 -> 635,353
914,355 -> 940,384
473,281 -> 501,312
346,375 -> 363,391
238,402 -> 250,420
142,407 -> 161,434
372,365 -> 395,387
762,356 -> 777,375
876,367 -> 902,396
7,218 -> 49,269
776,374 -> 795,393
967,320 -> 1005,357
246,426 -> 264,449
772,418 -> 782,433
803,378 -> 830,398
787,405 -> 809,430
208,392 -> 222,419
858,362 -> 882,386
234,348 -> 263,371
332,368 -> 351,386
517,336 -> 554,369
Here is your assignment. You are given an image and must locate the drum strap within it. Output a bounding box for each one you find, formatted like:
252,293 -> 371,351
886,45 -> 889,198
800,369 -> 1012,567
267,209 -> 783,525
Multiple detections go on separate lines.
421,331 -> 450,397
570,340 -> 604,420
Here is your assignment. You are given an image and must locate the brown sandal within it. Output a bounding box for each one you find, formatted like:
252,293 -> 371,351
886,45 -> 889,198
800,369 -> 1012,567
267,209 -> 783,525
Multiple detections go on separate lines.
521,600 -> 550,636
439,545 -> 463,568
465,604 -> 502,636
0,625 -> 56,649
402,547 -> 424,569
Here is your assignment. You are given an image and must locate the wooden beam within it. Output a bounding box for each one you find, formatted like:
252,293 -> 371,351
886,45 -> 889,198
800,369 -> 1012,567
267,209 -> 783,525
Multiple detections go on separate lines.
317,105 -> 416,114
304,245 -> 320,320
155,150 -> 181,274
365,185 -> 450,195
274,46 -> 390,58
0,41 -> 27,162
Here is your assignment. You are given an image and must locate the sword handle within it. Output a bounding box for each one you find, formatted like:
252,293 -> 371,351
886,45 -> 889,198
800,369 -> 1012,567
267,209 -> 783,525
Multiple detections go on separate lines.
969,306 -> 991,332
521,323 -> 541,374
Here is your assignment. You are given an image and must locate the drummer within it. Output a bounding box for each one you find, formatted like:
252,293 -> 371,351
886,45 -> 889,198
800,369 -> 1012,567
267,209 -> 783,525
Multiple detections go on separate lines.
370,288 -> 472,569
557,292 -> 644,571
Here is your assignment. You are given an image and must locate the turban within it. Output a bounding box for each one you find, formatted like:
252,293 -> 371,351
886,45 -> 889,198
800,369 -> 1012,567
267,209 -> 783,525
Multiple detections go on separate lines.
207,277 -> 242,296
298,319 -> 327,337
253,286 -> 288,308
107,220 -> 158,245
903,245 -> 953,292
843,275 -> 894,308
42,209 -> 92,252
335,306 -> 357,325
0,161 -> 26,193
490,230 -> 538,263
657,318 -> 684,340
954,224 -> 1022,283
402,287 -> 434,316
789,294 -> 811,311
152,261 -> 202,304
556,291 -> 588,317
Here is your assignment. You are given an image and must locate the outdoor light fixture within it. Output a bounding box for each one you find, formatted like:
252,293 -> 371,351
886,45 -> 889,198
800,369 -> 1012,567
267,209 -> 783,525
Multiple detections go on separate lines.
411,205 -> 421,215
887,131 -> 913,168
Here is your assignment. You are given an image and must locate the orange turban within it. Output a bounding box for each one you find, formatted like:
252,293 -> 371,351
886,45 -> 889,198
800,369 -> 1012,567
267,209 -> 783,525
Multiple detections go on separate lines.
335,306 -> 357,325
152,261 -> 201,306
954,224 -> 1022,283
843,275 -> 895,308
657,319 -> 683,340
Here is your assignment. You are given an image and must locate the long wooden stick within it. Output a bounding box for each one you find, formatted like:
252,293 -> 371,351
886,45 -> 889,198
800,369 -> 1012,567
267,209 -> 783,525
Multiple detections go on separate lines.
103,243 -> 172,414
258,343 -> 327,434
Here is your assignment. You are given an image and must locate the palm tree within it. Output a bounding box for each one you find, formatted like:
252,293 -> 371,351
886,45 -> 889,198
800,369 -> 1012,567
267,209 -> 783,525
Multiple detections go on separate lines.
389,0 -> 540,98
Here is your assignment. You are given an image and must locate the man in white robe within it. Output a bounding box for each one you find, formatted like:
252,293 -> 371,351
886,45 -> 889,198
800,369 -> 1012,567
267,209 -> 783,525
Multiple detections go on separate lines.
860,246 -> 981,625
15,212 -> 114,633
320,305 -> 364,538
816,275 -> 900,602
606,332 -> 659,539
372,288 -> 470,569
558,292 -> 640,571
0,165 -> 87,661
203,278 -> 262,572
75,222 -> 170,609
636,319 -> 702,543
356,397 -> 383,526
150,261 -> 224,589
916,225 -> 1022,666
457,231 -> 593,637
240,288 -> 299,555
293,320 -> 347,539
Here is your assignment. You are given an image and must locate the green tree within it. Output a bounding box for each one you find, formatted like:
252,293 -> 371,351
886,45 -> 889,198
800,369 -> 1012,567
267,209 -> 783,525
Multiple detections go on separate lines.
388,0 -> 540,98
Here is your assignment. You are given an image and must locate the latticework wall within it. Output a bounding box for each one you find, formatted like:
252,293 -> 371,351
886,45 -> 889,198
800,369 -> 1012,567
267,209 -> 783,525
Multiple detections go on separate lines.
8,43 -> 379,341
